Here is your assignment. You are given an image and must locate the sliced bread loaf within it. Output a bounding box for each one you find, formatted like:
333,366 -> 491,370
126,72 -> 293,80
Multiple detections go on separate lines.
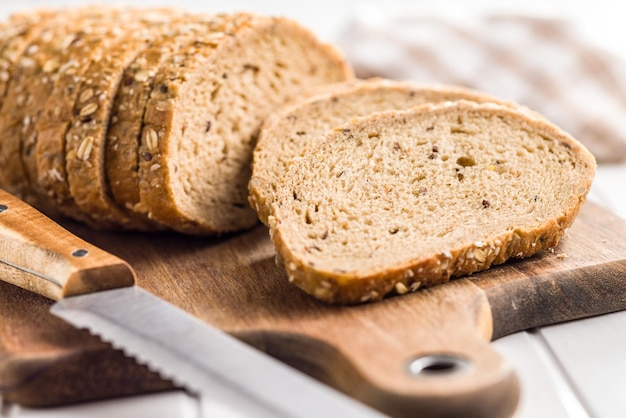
134,16 -> 353,234
249,79 -> 527,225
269,101 -> 596,304
0,8 -> 352,232
34,8 -> 181,225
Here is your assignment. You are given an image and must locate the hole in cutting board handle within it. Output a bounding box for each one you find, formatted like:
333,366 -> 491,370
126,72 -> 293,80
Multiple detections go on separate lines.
407,354 -> 472,377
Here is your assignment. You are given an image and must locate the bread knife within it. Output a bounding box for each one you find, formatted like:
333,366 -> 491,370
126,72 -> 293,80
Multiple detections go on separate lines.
0,189 -> 385,418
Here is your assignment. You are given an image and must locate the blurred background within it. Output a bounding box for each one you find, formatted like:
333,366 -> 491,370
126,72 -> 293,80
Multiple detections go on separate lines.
5,0 -> 626,164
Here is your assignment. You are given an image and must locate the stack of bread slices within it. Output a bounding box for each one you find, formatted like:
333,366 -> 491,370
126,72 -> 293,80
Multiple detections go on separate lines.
0,8 -> 596,304
0,7 -> 352,234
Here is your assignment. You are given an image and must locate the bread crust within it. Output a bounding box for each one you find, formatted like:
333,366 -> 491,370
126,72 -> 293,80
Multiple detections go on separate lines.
269,101 -> 596,304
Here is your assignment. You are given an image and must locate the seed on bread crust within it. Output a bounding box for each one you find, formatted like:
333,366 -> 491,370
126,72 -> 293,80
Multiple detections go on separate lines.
79,88 -> 94,102
79,102 -> 98,117
145,127 -> 159,151
76,136 -> 94,161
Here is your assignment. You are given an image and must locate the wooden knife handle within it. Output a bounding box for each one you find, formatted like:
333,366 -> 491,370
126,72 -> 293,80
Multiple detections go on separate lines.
0,189 -> 135,300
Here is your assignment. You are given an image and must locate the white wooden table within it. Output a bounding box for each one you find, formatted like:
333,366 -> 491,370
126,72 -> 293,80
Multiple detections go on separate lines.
1,1 -> 625,417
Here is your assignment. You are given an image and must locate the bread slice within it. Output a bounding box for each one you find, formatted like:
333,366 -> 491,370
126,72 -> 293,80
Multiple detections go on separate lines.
269,101 -> 596,304
105,14 -> 247,224
0,9 -> 56,104
134,15 -> 353,234
34,8 -> 180,224
106,16 -> 218,214
0,9 -> 73,198
249,79 -> 529,225
64,15 -> 187,228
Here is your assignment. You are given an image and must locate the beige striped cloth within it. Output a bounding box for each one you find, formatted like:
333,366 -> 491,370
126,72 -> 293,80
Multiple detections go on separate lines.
338,13 -> 626,163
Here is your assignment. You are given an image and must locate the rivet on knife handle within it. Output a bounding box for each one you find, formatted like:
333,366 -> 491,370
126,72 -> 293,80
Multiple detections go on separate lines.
0,189 -> 135,300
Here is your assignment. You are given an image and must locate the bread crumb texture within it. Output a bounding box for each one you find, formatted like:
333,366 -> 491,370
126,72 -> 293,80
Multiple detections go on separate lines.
249,78 -> 530,225
270,101 -> 596,304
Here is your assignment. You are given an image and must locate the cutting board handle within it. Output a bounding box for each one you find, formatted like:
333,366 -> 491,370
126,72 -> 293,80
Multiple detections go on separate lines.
257,278 -> 519,418
0,189 -> 135,300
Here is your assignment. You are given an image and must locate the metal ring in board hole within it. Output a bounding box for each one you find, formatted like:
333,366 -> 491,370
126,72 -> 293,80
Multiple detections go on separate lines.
0,204 -> 7,213
72,249 -> 89,257
406,354 -> 472,377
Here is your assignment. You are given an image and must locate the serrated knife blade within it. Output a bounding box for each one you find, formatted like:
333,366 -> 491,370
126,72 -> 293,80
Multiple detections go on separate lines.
0,190 -> 385,417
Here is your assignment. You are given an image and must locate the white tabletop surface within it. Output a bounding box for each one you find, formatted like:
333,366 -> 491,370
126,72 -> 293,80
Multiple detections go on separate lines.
1,1 -> 626,417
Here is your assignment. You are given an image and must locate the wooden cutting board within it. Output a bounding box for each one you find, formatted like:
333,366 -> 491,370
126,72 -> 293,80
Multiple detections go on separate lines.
1,201 -> 626,417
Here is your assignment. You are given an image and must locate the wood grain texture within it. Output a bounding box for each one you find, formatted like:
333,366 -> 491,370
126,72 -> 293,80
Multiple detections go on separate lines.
474,205 -> 626,339
0,201 -> 625,417
0,189 -> 135,299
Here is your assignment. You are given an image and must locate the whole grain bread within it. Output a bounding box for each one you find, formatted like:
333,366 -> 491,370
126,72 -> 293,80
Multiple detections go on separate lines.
0,9 -> 55,104
134,15 -> 353,234
106,16 -> 223,214
0,8 -> 83,199
0,8 -> 353,232
249,79 -> 529,225
34,8 -> 182,225
64,16 -> 187,228
269,101 -> 596,304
